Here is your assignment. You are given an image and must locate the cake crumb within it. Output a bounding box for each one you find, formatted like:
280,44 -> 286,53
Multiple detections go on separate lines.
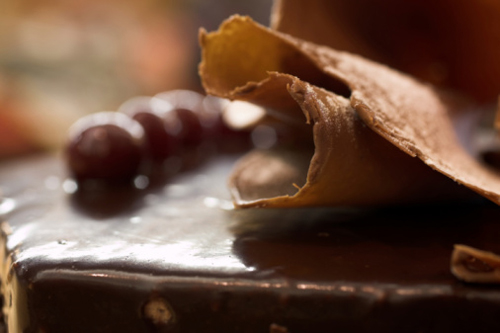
451,244 -> 500,283
270,323 -> 289,333
142,297 -> 174,326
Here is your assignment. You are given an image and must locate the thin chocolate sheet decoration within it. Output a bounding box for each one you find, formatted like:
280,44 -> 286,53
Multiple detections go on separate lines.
199,16 -> 500,208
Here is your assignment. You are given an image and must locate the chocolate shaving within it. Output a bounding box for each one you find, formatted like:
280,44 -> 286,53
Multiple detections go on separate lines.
451,244 -> 500,284
269,323 -> 290,333
199,16 -> 500,208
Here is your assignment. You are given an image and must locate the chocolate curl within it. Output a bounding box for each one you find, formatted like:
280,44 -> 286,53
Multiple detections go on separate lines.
199,16 -> 500,208
272,0 -> 500,103
451,244 -> 500,284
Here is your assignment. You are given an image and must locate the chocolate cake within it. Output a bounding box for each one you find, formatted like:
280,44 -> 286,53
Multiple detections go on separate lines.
2,1 -> 500,331
1,153 -> 500,333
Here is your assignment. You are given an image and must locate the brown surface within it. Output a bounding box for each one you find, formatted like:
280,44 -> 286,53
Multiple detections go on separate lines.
2,154 -> 500,332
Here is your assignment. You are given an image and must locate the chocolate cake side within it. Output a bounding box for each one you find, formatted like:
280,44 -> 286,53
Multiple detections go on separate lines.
1,154 -> 500,332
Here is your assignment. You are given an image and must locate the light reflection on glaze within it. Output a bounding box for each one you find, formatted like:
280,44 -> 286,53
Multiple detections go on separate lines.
62,179 -> 78,194
44,176 -> 61,190
14,236 -> 250,274
154,90 -> 204,114
339,285 -> 356,292
133,175 -> 149,190
143,194 -> 160,205
203,197 -> 234,210
129,216 -> 142,224
164,184 -> 191,198
394,287 -> 450,296
5,223 -> 39,250
155,206 -> 182,217
0,197 -> 16,215
67,111 -> 145,142
117,96 -> 174,118
296,282 -> 453,299
8,200 -> 251,276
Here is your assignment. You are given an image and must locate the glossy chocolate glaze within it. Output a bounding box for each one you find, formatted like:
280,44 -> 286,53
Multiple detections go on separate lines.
1,154 -> 500,332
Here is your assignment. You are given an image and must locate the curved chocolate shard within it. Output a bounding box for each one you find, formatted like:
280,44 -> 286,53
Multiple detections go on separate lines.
199,16 -> 500,208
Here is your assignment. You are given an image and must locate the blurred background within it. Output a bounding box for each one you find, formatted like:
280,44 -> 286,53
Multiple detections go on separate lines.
0,0 -> 272,158
2,0 -> 500,160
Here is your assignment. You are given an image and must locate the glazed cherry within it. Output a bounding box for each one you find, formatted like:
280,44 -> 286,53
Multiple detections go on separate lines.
133,111 -> 180,160
164,108 -> 204,148
119,97 -> 180,161
65,112 -> 145,182
154,91 -> 206,148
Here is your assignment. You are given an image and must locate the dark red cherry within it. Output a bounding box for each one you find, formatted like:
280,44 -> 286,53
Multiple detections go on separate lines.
65,112 -> 145,182
164,108 -> 204,148
154,91 -> 206,148
133,111 -> 180,160
119,97 -> 180,161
